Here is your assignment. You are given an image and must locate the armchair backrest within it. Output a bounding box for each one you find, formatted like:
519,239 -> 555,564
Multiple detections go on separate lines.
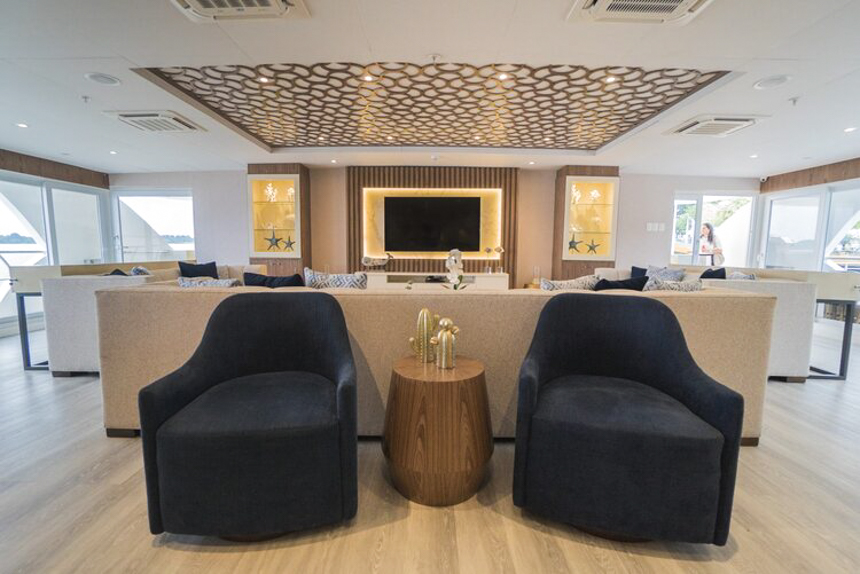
528,293 -> 700,394
188,292 -> 352,384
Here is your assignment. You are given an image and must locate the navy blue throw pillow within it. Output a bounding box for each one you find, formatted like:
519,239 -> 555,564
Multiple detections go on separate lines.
106,268 -> 128,276
594,275 -> 649,292
700,268 -> 727,279
631,266 -> 648,278
244,272 -> 305,288
178,261 -> 218,279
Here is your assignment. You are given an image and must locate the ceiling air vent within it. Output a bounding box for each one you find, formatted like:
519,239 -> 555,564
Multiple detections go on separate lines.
567,0 -> 716,25
171,0 -> 309,22
106,111 -> 204,133
670,116 -> 759,137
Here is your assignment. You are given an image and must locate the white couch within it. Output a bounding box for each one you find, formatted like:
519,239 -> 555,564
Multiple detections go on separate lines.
596,267 -> 816,380
41,264 -> 264,375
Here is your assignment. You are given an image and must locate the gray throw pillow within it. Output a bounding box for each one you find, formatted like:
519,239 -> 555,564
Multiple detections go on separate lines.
644,277 -> 703,292
539,275 -> 600,291
646,265 -> 685,282
130,266 -> 151,276
305,267 -> 367,289
177,277 -> 241,288
728,271 -> 756,280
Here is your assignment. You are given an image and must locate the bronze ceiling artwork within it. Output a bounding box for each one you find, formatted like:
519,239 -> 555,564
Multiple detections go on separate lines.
144,62 -> 728,151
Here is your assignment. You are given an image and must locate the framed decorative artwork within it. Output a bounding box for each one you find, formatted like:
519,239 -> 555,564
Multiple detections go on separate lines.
561,176 -> 620,260
248,174 -> 302,259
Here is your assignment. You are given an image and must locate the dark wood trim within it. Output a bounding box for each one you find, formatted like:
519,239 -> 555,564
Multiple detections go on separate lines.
740,437 -> 759,447
346,166 -> 519,287
552,166 -> 619,280
248,163 -> 312,277
760,157 -> 860,193
0,148 -> 109,189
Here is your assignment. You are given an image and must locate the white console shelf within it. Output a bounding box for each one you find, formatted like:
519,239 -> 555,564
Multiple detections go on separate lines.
365,271 -> 509,291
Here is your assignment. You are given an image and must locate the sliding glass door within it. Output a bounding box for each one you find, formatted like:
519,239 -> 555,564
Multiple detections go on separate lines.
764,195 -> 821,270
52,187 -> 106,265
671,194 -> 754,267
113,191 -> 195,262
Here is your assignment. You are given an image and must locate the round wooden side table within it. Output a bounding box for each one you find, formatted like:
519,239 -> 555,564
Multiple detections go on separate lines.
382,356 -> 493,506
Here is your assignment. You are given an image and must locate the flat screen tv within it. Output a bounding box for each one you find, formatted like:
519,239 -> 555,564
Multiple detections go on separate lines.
384,196 -> 481,252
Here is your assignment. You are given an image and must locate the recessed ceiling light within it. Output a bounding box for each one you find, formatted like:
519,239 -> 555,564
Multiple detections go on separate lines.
753,75 -> 791,90
363,74 -> 374,81
749,154 -> 759,159
544,137 -> 552,142
109,150 -> 118,155
474,135 -> 481,141
15,122 -> 28,128
258,76 -> 271,83
386,135 -> 394,141
527,161 -> 535,165
330,159 -> 337,164
845,127 -> 857,133
430,155 -> 439,161
498,73 -> 509,80
605,76 -> 617,83
84,72 -> 122,86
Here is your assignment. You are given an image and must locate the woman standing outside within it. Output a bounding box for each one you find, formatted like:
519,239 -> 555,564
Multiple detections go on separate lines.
700,222 -> 725,266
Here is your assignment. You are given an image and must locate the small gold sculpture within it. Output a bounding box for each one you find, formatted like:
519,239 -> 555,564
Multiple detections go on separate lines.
409,307 -> 439,363
430,318 -> 460,369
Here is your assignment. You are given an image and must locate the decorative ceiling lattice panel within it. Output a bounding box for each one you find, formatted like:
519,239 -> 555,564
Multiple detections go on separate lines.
147,62 -> 728,151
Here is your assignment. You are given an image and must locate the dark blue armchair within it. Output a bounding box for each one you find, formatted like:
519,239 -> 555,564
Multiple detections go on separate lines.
513,293 -> 743,545
139,292 -> 357,538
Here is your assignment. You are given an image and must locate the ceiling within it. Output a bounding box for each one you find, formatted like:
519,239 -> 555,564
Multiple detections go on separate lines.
0,0 -> 859,178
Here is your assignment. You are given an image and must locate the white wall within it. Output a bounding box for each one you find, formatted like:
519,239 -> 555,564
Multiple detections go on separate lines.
110,171 -> 249,264
615,174 -> 758,270
111,169 -> 759,282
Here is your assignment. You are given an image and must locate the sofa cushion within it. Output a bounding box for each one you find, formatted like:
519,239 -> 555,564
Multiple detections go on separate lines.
244,272 -> 305,288
177,277 -> 240,288
305,267 -> 367,289
644,277 -> 704,292
594,275 -> 648,291
539,275 -> 599,291
526,375 -> 724,542
179,261 -> 218,279
156,371 -> 341,535
700,267 -> 727,279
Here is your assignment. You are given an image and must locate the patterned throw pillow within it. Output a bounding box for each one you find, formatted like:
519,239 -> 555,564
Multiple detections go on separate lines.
130,266 -> 151,276
643,277 -> 703,292
539,275 -> 600,291
177,277 -> 240,288
304,268 -> 367,289
728,271 -> 756,280
646,265 -> 685,281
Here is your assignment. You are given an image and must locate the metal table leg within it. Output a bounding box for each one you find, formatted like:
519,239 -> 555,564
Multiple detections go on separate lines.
809,299 -> 854,381
16,293 -> 48,371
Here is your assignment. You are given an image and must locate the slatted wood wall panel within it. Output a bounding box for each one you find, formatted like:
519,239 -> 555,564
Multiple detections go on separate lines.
0,148 -> 110,189
552,165 -> 619,280
248,163 -> 312,277
347,166 -> 518,287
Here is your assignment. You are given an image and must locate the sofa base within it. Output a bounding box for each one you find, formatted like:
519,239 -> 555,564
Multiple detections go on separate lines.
740,437 -> 759,447
106,428 -> 140,438
52,370 -> 98,378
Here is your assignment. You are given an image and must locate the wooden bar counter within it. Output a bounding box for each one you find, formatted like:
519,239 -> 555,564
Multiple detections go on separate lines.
382,356 -> 493,506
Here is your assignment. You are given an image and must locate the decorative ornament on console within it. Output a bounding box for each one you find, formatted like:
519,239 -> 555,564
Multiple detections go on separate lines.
362,253 -> 394,268
409,307 -> 440,363
430,318 -> 460,369
444,249 -> 467,290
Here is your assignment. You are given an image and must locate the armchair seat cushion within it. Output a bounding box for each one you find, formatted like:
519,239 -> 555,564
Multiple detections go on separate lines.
525,375 -> 725,543
155,371 -> 342,536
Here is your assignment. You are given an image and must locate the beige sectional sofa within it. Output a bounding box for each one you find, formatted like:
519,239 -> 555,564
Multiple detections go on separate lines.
42,264 -> 263,374
96,285 -> 775,443
596,266 -> 817,380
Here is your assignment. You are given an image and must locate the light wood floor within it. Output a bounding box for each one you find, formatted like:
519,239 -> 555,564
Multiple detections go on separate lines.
1,331 -> 859,574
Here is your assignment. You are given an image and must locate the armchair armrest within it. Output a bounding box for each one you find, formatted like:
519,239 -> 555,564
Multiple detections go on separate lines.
513,353 -> 545,506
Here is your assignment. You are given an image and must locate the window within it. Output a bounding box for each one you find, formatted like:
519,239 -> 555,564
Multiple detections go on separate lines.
764,195 -> 821,270
0,180 -> 48,320
114,191 -> 194,262
671,194 -> 755,267
823,187 -> 860,272
52,188 -> 105,265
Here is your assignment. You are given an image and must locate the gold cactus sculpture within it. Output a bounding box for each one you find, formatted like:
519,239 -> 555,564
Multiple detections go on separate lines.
430,318 -> 460,369
409,307 -> 439,363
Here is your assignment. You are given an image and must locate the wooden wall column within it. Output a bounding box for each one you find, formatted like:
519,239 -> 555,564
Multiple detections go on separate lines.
248,163 -> 312,276
346,166 -> 519,287
552,165 -> 619,280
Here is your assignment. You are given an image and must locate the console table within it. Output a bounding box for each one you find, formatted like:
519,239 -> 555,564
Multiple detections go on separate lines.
365,271 -> 509,290
382,356 -> 493,505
